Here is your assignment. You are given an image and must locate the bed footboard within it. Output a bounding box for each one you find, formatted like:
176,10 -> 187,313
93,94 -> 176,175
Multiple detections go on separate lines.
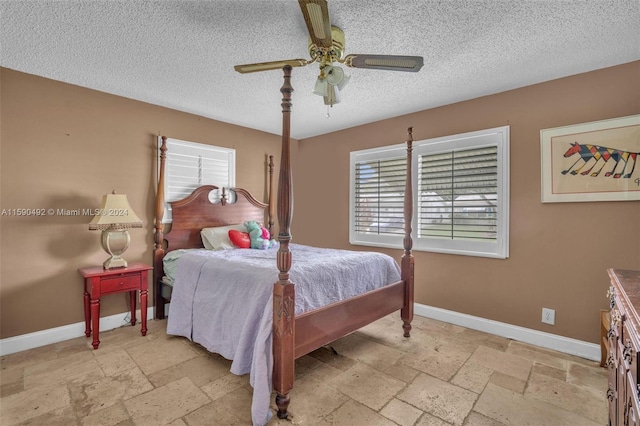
294,280 -> 405,358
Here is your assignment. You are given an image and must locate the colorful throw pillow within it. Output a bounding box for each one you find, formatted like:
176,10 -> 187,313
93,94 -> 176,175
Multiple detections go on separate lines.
228,229 -> 251,248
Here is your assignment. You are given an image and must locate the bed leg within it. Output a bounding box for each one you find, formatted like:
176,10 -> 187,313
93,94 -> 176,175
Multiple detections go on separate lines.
401,282 -> 414,338
402,318 -> 412,338
402,293 -> 413,337
275,393 -> 290,419
273,281 -> 295,421
401,253 -> 414,338
155,293 -> 165,320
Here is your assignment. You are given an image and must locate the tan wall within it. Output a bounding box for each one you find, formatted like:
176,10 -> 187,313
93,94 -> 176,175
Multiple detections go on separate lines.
0,68 -> 287,338
293,61 -> 640,344
2,62 -> 638,345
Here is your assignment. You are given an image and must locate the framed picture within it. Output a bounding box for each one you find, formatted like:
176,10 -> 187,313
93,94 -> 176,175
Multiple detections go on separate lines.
541,115 -> 640,203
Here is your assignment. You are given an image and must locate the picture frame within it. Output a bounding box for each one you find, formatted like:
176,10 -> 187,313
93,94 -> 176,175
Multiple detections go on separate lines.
540,115 -> 640,203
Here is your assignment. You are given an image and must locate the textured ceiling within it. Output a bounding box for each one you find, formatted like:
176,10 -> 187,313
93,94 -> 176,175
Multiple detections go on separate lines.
2,1 -> 639,139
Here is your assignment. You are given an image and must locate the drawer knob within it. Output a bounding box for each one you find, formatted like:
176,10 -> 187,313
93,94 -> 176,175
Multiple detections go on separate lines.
611,310 -> 622,327
606,355 -> 615,369
624,339 -> 634,363
607,286 -> 616,308
607,387 -> 615,401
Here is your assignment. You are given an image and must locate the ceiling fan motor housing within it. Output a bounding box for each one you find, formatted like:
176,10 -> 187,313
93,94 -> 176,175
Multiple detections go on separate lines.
308,25 -> 345,63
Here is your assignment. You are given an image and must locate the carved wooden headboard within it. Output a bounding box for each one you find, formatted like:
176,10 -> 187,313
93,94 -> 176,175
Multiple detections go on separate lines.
165,185 -> 271,252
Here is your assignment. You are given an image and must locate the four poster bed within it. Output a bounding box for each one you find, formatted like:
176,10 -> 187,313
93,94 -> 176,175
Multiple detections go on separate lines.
153,65 -> 415,425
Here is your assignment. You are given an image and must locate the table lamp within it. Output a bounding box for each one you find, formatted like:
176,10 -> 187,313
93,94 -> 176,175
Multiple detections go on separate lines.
88,191 -> 143,269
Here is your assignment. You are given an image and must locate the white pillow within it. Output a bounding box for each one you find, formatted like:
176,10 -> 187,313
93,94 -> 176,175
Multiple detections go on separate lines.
201,224 -> 246,250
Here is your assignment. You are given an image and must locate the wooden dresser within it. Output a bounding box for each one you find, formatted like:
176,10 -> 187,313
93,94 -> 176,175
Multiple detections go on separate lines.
607,269 -> 640,426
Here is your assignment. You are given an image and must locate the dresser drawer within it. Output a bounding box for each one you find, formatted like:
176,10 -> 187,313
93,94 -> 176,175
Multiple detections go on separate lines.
607,270 -> 640,426
608,360 -> 619,425
627,371 -> 640,426
624,321 -> 640,386
101,274 -> 141,293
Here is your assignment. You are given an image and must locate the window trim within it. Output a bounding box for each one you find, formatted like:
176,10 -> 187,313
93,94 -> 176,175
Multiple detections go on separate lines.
349,126 -> 510,259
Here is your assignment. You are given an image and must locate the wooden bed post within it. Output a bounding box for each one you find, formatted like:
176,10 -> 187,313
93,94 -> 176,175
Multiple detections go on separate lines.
154,136 -> 167,320
401,127 -> 415,337
268,155 -> 275,234
273,65 -> 295,419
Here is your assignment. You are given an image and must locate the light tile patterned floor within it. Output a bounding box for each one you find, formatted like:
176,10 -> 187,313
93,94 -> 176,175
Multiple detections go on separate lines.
0,313 -> 607,425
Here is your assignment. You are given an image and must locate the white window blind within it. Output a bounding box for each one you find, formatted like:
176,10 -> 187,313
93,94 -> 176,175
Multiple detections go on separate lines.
158,137 -> 235,223
415,126 -> 509,258
349,126 -> 509,258
419,146 -> 498,240
350,144 -> 407,248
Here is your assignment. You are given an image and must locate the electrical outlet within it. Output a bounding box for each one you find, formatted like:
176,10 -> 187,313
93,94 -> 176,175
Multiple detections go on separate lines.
542,308 -> 555,325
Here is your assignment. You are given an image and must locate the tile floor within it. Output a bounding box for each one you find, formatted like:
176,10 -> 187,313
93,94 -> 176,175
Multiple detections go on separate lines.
1,313 -> 607,425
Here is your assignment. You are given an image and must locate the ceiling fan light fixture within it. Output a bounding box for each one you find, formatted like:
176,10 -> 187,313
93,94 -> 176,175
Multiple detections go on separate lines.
337,71 -> 350,91
313,76 -> 329,97
325,65 -> 342,84
324,85 -> 340,106
235,0 -> 425,110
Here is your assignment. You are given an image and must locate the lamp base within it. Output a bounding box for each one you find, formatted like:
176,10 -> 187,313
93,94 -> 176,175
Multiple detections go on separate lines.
101,229 -> 131,270
103,256 -> 128,269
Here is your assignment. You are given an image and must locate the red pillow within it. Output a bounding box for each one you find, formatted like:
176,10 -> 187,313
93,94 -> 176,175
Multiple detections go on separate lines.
228,230 -> 251,248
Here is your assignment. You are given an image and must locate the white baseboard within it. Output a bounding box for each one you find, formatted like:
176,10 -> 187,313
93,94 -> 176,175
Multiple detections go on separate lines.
0,308 -> 155,356
0,303 -> 601,361
414,303 -> 600,362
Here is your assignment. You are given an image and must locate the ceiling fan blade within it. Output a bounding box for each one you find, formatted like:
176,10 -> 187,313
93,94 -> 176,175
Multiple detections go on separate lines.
298,0 -> 333,49
234,59 -> 308,74
344,54 -> 424,72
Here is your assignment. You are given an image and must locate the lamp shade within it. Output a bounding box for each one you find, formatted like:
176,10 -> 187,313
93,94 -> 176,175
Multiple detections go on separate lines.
88,191 -> 143,230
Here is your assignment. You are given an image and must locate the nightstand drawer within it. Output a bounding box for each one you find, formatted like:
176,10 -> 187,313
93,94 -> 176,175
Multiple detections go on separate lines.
101,274 -> 141,293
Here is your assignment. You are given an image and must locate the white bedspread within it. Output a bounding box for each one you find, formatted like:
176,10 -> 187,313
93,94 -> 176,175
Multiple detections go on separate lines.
166,243 -> 401,425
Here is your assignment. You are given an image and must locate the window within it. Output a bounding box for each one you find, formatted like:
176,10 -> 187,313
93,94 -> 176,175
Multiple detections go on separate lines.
350,126 -> 509,258
158,137 -> 235,223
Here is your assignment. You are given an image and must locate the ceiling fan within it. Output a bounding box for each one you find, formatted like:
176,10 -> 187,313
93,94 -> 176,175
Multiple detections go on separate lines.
234,0 -> 424,107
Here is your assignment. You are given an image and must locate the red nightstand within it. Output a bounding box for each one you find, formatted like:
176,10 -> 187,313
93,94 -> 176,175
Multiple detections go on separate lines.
79,262 -> 153,349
